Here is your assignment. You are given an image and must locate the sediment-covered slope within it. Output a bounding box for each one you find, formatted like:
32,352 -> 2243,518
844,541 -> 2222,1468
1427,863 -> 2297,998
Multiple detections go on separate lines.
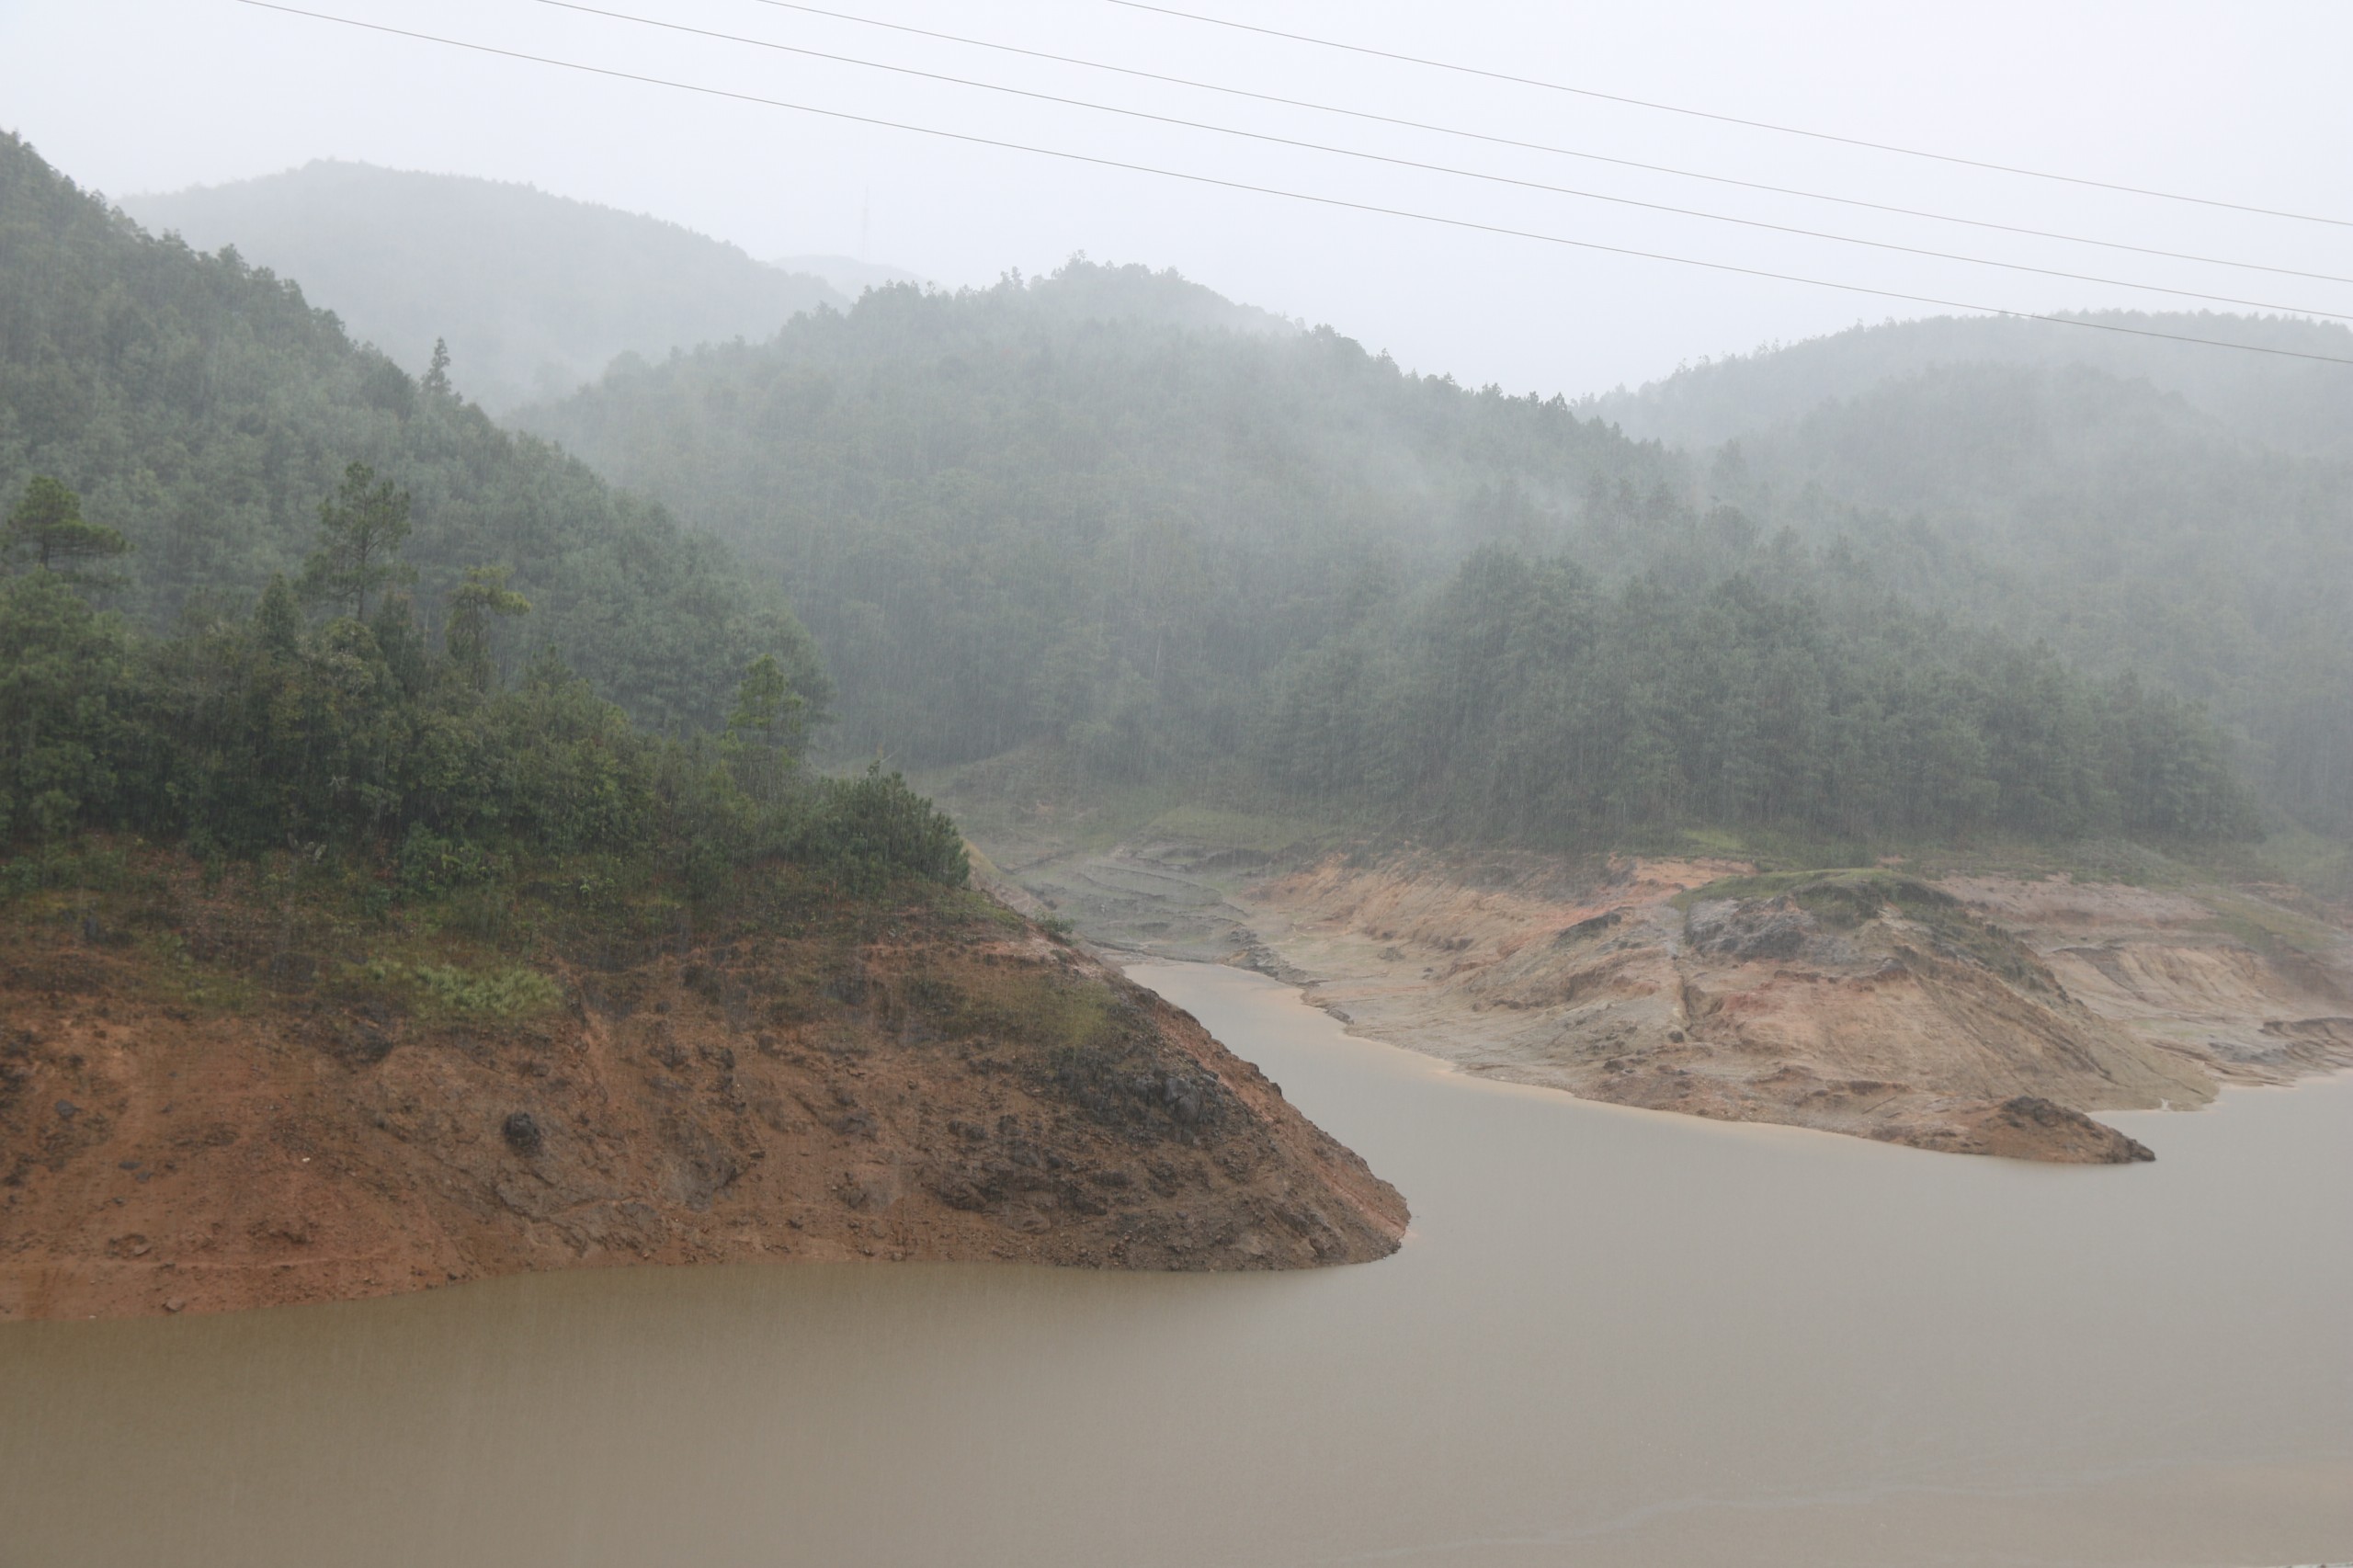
984,831 -> 2353,1164
1239,854 -> 2353,1163
0,878 -> 1405,1322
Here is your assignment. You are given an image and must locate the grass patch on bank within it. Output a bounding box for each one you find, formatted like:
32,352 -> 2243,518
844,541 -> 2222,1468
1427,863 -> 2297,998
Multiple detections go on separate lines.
0,833 -> 1003,1040
355,957 -> 564,1020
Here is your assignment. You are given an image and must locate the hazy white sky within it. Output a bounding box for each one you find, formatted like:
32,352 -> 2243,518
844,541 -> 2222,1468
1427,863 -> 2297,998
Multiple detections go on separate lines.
6,0 -> 2350,396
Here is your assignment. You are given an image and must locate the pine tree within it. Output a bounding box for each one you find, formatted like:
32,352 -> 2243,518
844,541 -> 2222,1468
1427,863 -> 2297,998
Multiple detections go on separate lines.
4,476 -> 129,583
724,653 -> 805,802
301,463 -> 415,620
423,337 -> 453,398
255,574 -> 304,658
445,566 -> 531,691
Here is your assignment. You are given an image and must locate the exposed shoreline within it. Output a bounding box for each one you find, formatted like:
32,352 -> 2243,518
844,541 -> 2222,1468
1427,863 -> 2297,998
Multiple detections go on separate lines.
974,832 -> 2353,1164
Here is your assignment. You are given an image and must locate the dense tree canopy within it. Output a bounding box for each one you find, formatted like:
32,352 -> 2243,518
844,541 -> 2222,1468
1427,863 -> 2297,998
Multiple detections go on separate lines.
0,479 -> 964,894
7,130 -> 2305,860
1634,343 -> 2353,837
522,263 -> 2268,849
0,131 -> 824,734
521,261 -> 1670,773
4,473 -> 128,580
1256,546 -> 2254,845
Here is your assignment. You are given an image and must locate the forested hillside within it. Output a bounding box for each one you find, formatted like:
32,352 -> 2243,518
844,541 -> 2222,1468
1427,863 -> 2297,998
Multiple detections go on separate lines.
1605,326 -> 2353,839
1256,545 -> 2250,846
123,162 -> 847,412
0,132 -> 822,731
0,147 -> 1413,1324
519,261 -> 1670,773
520,263 -> 2257,849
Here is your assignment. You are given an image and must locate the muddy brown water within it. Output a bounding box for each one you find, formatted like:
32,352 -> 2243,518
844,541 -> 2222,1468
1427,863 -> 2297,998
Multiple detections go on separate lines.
4,961 -> 2348,1567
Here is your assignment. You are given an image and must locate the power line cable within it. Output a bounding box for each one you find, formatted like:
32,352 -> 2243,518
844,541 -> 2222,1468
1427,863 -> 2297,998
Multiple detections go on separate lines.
1108,0 -> 2353,231
230,1 -> 2353,368
743,0 -> 2353,289
537,0 -> 2353,323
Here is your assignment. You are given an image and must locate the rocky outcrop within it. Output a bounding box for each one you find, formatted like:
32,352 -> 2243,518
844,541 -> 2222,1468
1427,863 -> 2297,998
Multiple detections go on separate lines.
0,897 -> 1405,1322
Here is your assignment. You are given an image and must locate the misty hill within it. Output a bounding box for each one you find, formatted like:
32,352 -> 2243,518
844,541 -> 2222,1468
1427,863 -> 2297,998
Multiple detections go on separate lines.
517,262 -> 2252,849
122,161 -> 849,412
0,132 -> 819,729
517,259 -> 1662,769
1591,311 -> 2353,457
1661,350 -> 2353,839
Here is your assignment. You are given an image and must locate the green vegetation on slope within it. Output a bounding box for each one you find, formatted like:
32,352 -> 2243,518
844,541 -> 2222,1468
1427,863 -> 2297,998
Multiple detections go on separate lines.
521,263 -> 2259,852
1617,330 -> 2353,839
0,132 -> 820,733
1256,546 -> 2253,846
519,260 -> 1672,775
1,474 -> 965,902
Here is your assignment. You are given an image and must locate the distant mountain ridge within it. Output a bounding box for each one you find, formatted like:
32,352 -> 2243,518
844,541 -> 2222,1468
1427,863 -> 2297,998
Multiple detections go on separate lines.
123,162 -> 848,411
1589,311 -> 2353,457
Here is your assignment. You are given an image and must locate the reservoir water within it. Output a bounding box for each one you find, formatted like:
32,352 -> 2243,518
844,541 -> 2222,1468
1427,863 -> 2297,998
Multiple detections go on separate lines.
4,960 -> 2348,1566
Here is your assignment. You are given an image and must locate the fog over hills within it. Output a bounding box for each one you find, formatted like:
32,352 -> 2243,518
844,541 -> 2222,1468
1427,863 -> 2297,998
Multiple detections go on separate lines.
122,162 -> 850,412
7,5 -> 2353,1551
515,258 -> 1643,776
1574,317 -> 2353,836
1590,312 -> 2353,456
513,261 -> 2263,850
774,255 -> 934,300
89,137 -> 2353,844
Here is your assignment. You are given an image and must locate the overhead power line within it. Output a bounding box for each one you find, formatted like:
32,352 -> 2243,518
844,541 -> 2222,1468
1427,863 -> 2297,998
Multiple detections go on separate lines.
1108,0 -> 2353,231
231,1 -> 2353,369
541,0 -> 2353,324
743,0 -> 2353,290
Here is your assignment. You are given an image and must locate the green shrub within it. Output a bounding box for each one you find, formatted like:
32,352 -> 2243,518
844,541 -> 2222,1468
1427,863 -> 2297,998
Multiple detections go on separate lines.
396,825 -> 506,900
797,764 -> 970,892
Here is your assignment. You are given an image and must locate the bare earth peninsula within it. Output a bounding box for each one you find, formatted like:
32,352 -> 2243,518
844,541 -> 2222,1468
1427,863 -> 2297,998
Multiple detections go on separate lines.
0,854 -> 1406,1322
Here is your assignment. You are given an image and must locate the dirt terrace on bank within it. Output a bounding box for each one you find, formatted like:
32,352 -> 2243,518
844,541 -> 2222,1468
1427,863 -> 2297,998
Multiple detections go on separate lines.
985,834 -> 2353,1164
0,892 -> 1405,1322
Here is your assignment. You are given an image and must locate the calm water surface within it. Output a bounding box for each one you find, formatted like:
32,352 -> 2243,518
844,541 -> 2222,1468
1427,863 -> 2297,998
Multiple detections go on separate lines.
4,960 -> 2348,1567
